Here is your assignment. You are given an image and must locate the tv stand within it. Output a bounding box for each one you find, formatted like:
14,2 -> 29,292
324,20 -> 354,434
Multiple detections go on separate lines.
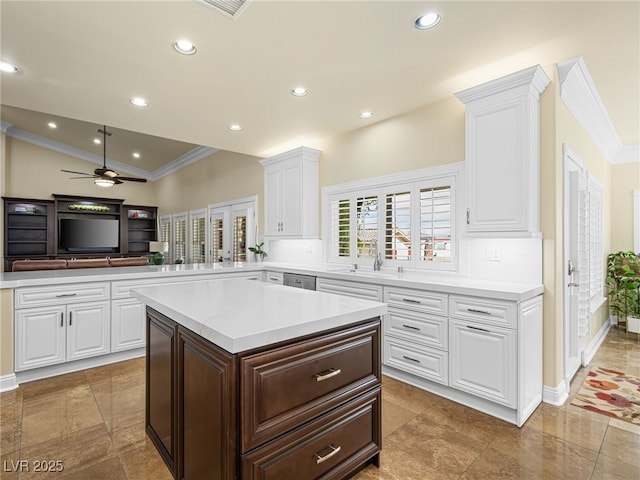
3,195 -> 157,272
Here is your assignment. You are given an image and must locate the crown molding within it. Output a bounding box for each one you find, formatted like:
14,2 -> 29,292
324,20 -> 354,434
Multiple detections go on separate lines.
557,56 -> 639,165
1,121 -> 13,133
3,126 -> 219,180
259,146 -> 321,167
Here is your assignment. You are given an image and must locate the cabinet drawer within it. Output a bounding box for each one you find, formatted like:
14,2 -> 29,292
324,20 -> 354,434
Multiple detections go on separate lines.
384,287 -> 447,316
383,337 -> 448,385
265,271 -> 284,284
242,388 -> 380,480
15,282 -> 110,308
316,278 -> 383,301
240,320 -> 380,452
384,307 -> 448,351
449,295 -> 516,329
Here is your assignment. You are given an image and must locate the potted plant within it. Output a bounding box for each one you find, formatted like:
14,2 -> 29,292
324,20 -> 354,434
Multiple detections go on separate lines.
606,251 -> 640,333
249,242 -> 267,262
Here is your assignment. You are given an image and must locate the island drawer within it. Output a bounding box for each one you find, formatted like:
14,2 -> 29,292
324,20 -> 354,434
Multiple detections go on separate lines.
241,387 -> 380,480
384,307 -> 448,351
15,282 -> 110,308
449,295 -> 516,329
383,287 -> 448,316
240,319 -> 381,452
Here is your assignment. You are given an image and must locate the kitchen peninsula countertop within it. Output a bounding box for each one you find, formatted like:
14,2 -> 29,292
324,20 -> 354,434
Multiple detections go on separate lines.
0,262 -> 543,301
131,278 -> 387,353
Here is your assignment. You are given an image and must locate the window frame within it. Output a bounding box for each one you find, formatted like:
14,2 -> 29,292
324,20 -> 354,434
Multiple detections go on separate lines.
323,163 -> 463,271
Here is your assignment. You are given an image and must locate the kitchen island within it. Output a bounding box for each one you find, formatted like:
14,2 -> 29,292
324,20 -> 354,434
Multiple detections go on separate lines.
131,278 -> 387,480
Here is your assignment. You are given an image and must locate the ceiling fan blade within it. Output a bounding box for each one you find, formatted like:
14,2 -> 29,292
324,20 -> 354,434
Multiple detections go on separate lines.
114,178 -> 124,185
69,176 -> 99,179
61,169 -> 92,175
118,176 -> 148,183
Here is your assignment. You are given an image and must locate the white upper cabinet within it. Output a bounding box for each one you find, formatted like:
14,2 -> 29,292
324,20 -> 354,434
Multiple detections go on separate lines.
260,146 -> 321,238
456,65 -> 550,236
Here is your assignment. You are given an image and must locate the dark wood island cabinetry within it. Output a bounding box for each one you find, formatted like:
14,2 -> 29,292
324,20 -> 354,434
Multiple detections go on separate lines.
145,306 -> 381,480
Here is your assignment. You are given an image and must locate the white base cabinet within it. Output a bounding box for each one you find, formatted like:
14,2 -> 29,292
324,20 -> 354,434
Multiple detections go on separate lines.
111,298 -> 146,352
15,301 -> 110,371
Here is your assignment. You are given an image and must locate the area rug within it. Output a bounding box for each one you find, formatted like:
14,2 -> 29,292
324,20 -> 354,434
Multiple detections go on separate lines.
571,366 -> 640,425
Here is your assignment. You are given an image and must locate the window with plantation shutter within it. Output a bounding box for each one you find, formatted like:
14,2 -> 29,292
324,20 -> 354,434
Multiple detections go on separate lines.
324,164 -> 460,270
588,176 -> 604,306
356,195 -> 378,259
159,215 -> 172,261
233,214 -> 247,262
211,214 -> 225,263
330,198 -> 351,258
420,186 -> 452,263
384,190 -> 411,261
173,213 -> 187,262
190,209 -> 207,263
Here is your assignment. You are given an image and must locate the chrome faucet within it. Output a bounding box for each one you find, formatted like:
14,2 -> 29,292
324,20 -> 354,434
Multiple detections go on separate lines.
372,241 -> 383,271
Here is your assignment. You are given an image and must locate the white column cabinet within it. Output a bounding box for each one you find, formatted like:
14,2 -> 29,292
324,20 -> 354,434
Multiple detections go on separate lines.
260,146 -> 321,238
455,65 -> 550,235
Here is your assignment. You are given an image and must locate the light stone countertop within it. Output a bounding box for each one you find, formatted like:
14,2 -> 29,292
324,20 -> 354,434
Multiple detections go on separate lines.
0,261 -> 543,301
131,278 -> 387,353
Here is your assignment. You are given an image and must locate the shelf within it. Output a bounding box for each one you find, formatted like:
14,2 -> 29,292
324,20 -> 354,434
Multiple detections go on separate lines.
8,226 -> 47,230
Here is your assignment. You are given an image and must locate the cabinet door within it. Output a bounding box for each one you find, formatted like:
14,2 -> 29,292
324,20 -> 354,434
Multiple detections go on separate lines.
111,298 -> 146,352
15,305 -> 66,371
146,309 -> 177,475
280,161 -> 302,236
178,327 -> 237,480
264,168 -> 282,236
66,301 -> 111,361
449,319 -> 516,407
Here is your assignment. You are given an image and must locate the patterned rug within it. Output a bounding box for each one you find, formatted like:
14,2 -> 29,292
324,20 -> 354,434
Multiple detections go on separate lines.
571,366 -> 640,425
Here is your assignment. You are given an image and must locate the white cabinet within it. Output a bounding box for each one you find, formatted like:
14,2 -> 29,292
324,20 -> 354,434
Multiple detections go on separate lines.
316,277 -> 383,301
455,65 -> 550,235
264,271 -> 284,284
449,319 -> 516,407
15,301 -> 110,371
260,146 -> 321,238
111,298 -> 146,352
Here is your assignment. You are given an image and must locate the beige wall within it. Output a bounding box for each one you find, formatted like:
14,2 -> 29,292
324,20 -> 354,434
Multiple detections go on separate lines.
153,149 -> 264,221
0,288 -> 13,375
610,162 -> 640,252
4,137 -> 156,205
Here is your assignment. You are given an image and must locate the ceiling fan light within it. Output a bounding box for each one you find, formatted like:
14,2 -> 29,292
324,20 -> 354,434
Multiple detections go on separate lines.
94,178 -> 115,187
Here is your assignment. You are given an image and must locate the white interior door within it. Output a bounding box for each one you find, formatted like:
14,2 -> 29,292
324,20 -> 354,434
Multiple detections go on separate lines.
564,147 -> 589,387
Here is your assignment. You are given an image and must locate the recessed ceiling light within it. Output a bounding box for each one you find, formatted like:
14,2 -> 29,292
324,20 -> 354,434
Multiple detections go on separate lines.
93,138 -> 101,145
228,124 -> 242,131
414,12 -> 441,30
48,122 -> 57,129
132,152 -> 141,159
0,61 -> 19,73
359,112 -> 374,119
174,40 -> 197,55
291,87 -> 308,97
130,97 -> 149,107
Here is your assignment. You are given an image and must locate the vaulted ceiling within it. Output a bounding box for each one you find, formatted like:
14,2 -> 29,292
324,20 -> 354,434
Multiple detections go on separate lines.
1,0 -> 638,173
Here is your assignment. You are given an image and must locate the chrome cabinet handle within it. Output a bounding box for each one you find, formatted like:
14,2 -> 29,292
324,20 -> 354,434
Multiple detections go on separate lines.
467,325 -> 490,333
402,324 -> 420,331
56,293 -> 77,298
467,308 -> 491,315
314,368 -> 342,382
315,445 -> 341,464
402,355 -> 420,363
402,298 -> 421,304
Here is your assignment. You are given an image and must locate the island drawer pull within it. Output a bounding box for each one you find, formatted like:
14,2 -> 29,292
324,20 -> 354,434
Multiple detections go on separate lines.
56,293 -> 78,298
402,298 -> 421,304
466,325 -> 490,333
315,445 -> 341,464
402,324 -> 420,331
314,368 -> 342,382
402,355 -> 421,364
467,308 -> 491,315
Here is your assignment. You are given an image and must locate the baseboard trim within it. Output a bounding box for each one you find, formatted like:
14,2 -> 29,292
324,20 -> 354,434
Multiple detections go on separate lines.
582,316 -> 614,366
542,381 -> 569,406
0,373 -> 18,393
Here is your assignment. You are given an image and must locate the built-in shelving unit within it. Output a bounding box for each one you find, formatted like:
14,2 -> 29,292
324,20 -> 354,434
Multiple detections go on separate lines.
3,195 -> 157,271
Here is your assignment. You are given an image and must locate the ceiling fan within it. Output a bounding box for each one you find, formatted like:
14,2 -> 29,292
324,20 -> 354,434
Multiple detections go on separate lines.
62,125 -> 147,187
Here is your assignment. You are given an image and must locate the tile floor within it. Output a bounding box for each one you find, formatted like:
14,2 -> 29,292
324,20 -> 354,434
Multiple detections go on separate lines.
1,328 -> 638,479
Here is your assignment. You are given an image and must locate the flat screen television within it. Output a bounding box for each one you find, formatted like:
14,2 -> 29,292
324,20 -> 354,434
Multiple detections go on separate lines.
59,218 -> 119,252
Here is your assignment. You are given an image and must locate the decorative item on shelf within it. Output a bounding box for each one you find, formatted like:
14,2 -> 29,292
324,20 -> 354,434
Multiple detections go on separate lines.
249,242 -> 267,262
606,251 -> 640,334
68,204 -> 110,212
148,241 -> 169,265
